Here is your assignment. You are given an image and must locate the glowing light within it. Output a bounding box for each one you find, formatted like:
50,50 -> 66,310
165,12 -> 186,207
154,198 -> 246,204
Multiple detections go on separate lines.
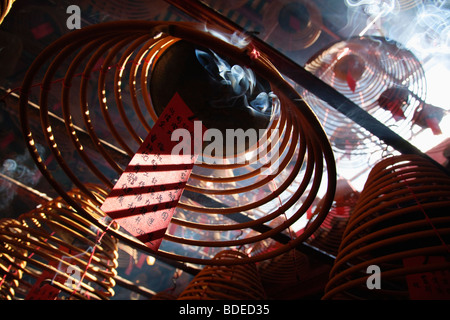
250,47 -> 260,60
146,255 -> 155,266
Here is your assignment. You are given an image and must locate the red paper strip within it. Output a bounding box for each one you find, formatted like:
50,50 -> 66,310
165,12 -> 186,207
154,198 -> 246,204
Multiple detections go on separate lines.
25,246 -> 72,300
101,93 -> 205,251
346,69 -> 356,92
403,256 -> 450,300
25,282 -> 60,300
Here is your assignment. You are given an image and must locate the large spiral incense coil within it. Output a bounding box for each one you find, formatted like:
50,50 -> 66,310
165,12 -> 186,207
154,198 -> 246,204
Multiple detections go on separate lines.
303,36 -> 426,169
0,0 -> 15,25
18,21 -> 336,266
262,0 -> 322,51
177,250 -> 266,299
0,184 -> 119,300
323,155 -> 450,300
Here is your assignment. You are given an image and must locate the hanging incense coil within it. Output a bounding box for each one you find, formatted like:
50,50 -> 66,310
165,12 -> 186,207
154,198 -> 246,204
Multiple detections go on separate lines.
0,0 -> 15,25
0,184 -> 119,300
0,218 -> 27,300
258,249 -> 309,285
262,0 -> 322,50
306,205 -> 352,258
306,179 -> 360,256
150,290 -> 178,300
303,36 -> 426,169
177,250 -> 266,299
18,21 -> 336,265
323,155 -> 450,300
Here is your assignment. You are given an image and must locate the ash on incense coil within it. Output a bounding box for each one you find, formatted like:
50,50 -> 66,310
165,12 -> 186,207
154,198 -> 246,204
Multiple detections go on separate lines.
18,21 -> 336,265
322,155 -> 450,300
0,184 -> 119,300
303,36 -> 427,169
177,250 -> 266,299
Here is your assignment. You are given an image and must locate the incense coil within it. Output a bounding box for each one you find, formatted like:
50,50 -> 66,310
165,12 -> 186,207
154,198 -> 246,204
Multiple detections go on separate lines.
306,179 -> 360,256
323,155 -> 450,300
177,250 -> 266,299
150,291 -> 178,300
262,0 -> 322,50
258,249 -> 309,285
0,184 -> 119,300
303,36 -> 426,169
0,218 -> 27,300
18,21 -> 336,265
306,205 -> 352,257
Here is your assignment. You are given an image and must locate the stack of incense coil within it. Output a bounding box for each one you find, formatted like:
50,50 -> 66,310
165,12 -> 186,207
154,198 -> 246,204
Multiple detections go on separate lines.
0,184 -> 119,300
323,155 -> 450,300
177,250 -> 266,299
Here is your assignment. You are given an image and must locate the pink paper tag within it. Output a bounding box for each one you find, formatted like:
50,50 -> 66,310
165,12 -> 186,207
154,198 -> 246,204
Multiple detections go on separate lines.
101,93 -> 204,251
25,246 -> 70,300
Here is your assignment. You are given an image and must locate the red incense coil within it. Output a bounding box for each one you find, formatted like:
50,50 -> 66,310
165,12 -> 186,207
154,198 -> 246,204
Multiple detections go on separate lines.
0,184 -> 119,300
177,250 -> 266,299
306,179 -> 360,256
18,21 -> 336,265
258,249 -> 309,285
323,155 -> 450,300
306,205 -> 352,257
